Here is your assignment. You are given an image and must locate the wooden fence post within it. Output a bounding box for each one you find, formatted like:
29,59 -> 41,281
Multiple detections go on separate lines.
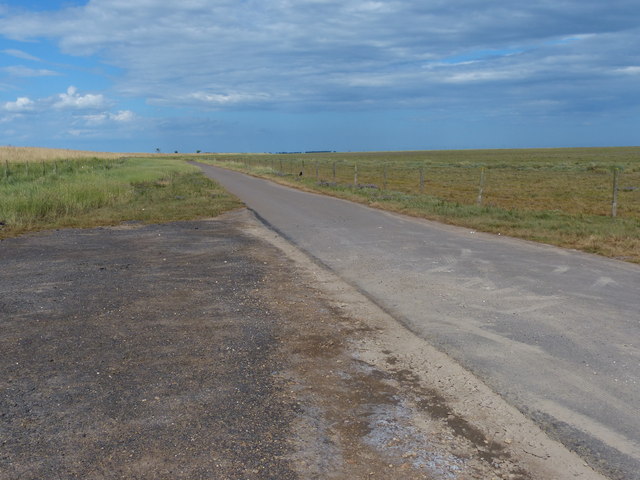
354,163 -> 358,186
383,164 -> 387,190
477,167 -> 486,206
4,158 -> 8,179
315,161 -> 319,180
333,162 -> 336,182
611,167 -> 620,217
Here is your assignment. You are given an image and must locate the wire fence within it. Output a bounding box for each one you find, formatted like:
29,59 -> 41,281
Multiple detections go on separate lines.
220,156 -> 639,219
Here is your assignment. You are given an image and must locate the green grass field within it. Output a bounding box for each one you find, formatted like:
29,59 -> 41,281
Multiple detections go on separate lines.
194,147 -> 640,263
0,156 -> 241,238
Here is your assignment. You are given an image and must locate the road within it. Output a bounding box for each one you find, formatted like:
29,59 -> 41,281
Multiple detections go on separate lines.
5,212 -> 594,480
196,163 -> 640,480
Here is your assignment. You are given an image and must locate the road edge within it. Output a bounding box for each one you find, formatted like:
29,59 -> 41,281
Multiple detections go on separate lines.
237,208 -> 609,480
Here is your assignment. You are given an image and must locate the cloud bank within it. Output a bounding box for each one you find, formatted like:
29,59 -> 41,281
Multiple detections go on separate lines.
0,0 -> 638,150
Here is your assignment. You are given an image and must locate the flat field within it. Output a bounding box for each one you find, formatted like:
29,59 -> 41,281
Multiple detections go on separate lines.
0,146 -> 127,164
0,151 -> 241,238
196,147 -> 640,262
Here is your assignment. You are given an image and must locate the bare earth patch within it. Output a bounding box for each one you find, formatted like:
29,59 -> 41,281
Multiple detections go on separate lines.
0,210 -> 605,479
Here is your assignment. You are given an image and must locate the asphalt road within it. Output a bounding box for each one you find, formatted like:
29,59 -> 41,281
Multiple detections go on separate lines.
196,163 -> 640,480
4,212 -> 574,480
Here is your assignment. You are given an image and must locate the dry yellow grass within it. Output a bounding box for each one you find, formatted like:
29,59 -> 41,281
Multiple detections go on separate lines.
0,146 -> 125,164
0,146 -> 160,164
0,146 -> 220,164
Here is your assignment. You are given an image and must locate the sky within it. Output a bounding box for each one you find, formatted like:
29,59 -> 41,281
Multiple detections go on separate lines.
0,0 -> 639,153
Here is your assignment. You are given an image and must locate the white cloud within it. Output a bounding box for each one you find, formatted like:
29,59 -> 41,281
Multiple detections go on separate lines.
3,65 -> 60,77
186,92 -> 271,107
443,67 -> 528,84
2,49 -> 42,62
82,113 -> 108,125
615,66 -> 640,75
111,110 -> 135,122
4,97 -> 34,112
54,86 -> 106,110
83,110 -> 135,125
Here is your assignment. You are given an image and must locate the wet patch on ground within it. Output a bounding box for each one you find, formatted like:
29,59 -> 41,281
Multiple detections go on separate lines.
269,292 -> 534,479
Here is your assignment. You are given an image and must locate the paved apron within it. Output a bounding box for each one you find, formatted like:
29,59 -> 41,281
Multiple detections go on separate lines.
196,163 -> 640,480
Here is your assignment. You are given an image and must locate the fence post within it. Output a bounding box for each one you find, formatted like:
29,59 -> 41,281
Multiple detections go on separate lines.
315,161 -> 319,180
4,158 -> 8,179
333,162 -> 336,182
611,167 -> 620,217
477,167 -> 486,206
419,166 -> 425,193
383,164 -> 387,190
354,163 -> 358,186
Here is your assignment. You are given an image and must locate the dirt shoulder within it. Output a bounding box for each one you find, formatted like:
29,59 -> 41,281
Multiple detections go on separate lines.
0,210 -> 606,479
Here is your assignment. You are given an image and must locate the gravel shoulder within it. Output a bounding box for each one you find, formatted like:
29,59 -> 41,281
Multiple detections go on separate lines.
0,210 -> 606,479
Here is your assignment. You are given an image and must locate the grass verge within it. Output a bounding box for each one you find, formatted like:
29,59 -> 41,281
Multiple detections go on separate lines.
196,158 -> 640,264
0,157 -> 242,239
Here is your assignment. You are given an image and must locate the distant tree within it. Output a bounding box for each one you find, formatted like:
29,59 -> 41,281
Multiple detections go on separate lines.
196,150 -> 201,154
155,148 -> 161,154
174,150 -> 178,154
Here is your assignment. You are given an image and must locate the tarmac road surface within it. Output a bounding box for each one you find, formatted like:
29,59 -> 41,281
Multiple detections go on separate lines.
4,212 -> 601,479
197,163 -> 640,480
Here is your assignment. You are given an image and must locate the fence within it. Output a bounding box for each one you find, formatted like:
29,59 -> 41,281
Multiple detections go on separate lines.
219,156 -> 639,219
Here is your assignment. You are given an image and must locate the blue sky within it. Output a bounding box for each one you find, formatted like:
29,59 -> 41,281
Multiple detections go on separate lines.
0,0 -> 639,153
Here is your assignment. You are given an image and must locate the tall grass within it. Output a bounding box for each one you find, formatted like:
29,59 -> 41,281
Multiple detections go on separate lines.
0,156 -> 241,238
0,146 -> 208,165
0,146 -> 128,164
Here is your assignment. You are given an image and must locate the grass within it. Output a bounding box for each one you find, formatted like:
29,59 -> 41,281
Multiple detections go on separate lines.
0,146 -> 129,164
3,146 -> 638,262
0,155 -> 241,238
191,148 -> 640,263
